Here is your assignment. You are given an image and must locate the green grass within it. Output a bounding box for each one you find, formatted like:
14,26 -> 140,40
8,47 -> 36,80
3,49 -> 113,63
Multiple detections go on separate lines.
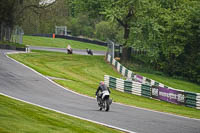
23,35 -> 107,51
0,95 -> 123,133
9,50 -> 121,96
8,50 -> 200,119
122,61 -> 200,93
137,72 -> 200,93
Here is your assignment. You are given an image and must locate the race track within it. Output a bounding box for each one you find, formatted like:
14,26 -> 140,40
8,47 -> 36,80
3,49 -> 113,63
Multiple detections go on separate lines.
29,46 -> 106,55
0,49 -> 199,133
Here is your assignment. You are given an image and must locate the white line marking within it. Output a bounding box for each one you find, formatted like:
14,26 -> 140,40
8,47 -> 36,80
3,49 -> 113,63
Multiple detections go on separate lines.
0,93 -> 134,133
5,51 -> 200,123
4,52 -> 135,133
5,52 -> 94,100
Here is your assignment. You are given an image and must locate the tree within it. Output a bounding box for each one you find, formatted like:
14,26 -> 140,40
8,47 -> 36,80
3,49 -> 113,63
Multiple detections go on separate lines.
103,0 -> 140,60
95,21 -> 118,41
127,0 -> 200,83
0,0 -> 56,41
66,14 -> 93,37
69,0 -> 108,19
22,0 -> 70,34
0,0 -> 22,41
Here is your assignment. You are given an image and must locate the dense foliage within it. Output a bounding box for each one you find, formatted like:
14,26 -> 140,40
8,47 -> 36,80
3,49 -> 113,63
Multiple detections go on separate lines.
1,0 -> 200,84
0,0 -> 23,41
127,0 -> 200,83
0,0 -> 55,41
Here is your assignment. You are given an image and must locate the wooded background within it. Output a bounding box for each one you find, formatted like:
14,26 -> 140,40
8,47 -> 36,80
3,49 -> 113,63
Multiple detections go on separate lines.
0,0 -> 200,84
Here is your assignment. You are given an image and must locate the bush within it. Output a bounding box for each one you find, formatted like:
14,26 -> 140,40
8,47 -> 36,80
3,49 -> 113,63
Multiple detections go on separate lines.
95,21 -> 118,41
66,14 -> 95,38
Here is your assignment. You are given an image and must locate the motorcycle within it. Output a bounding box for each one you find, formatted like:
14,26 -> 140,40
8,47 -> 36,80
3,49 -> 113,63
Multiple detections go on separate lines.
86,48 -> 93,55
96,90 -> 112,111
67,48 -> 73,54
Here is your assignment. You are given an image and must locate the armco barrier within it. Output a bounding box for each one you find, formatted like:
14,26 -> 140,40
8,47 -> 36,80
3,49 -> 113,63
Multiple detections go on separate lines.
141,84 -> 151,97
185,92 -> 200,109
104,74 -> 200,109
106,54 -> 200,109
124,80 -> 132,93
104,75 -> 144,97
0,44 -> 30,52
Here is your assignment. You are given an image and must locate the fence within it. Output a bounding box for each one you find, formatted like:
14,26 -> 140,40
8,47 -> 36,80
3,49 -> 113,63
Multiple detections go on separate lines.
106,54 -> 200,109
107,40 -> 123,58
104,75 -> 200,109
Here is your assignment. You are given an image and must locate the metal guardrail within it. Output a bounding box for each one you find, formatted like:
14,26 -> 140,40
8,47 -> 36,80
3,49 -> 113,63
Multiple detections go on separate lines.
105,54 -> 200,109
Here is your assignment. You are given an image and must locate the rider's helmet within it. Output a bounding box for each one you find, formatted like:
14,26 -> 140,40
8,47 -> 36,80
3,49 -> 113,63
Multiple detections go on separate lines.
100,81 -> 104,85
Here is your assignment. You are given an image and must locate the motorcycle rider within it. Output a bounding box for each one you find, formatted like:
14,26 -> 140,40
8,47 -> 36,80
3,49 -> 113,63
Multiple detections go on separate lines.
67,44 -> 73,54
86,48 -> 93,55
95,81 -> 111,107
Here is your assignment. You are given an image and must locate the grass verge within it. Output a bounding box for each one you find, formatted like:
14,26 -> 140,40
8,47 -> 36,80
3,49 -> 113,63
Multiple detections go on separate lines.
137,72 -> 200,93
0,95 -> 123,133
23,35 -> 107,51
8,50 -> 200,119
122,62 -> 200,93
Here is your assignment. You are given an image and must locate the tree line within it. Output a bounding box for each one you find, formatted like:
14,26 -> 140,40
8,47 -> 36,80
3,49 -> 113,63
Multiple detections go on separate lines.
1,0 -> 200,84
0,0 -> 56,41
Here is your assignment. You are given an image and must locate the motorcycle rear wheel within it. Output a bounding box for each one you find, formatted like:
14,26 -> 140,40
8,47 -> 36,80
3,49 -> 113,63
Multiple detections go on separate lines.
105,99 -> 110,111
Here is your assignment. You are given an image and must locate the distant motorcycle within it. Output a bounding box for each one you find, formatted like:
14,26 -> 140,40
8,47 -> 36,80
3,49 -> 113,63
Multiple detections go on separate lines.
96,90 -> 112,111
67,45 -> 73,54
86,48 -> 93,55
67,49 -> 73,54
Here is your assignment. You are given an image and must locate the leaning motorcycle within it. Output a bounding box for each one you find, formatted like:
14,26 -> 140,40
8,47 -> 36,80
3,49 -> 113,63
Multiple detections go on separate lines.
96,90 -> 112,111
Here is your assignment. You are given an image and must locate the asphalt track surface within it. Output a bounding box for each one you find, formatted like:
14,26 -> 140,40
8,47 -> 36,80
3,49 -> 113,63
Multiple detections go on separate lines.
0,49 -> 200,133
29,46 -> 106,55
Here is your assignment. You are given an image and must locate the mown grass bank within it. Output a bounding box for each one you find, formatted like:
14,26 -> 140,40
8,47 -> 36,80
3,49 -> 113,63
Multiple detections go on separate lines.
123,62 -> 200,93
8,50 -> 200,119
23,35 -> 107,51
0,95 -> 123,133
137,72 -> 200,93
